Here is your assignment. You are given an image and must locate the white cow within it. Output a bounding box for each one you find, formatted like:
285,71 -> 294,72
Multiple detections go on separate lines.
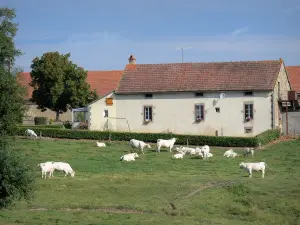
224,149 -> 239,158
172,153 -> 184,159
120,153 -> 138,162
96,142 -> 106,147
201,145 -> 210,160
156,138 -> 177,152
176,146 -> 195,155
38,161 -> 55,179
244,148 -> 255,157
52,162 -> 75,177
25,129 -> 38,139
223,149 -> 234,157
207,152 -> 213,158
239,162 -> 267,178
129,139 -> 151,154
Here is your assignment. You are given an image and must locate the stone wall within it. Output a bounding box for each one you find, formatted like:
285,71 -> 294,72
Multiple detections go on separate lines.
23,102 -> 72,124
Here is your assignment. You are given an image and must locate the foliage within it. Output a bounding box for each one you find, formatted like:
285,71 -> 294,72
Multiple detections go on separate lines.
75,112 -> 85,122
34,117 -> 48,125
29,52 -> 98,121
16,126 -> 258,147
19,124 -> 65,129
256,129 -> 280,145
0,8 -> 22,71
63,121 -> 72,129
0,61 -> 27,138
0,139 -> 35,209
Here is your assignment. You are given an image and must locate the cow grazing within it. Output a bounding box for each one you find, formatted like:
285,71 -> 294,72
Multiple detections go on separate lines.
52,162 -> 75,177
25,129 -> 38,139
129,139 -> 151,154
239,162 -> 267,178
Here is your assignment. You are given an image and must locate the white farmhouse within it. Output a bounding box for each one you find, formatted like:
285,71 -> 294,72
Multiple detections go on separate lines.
88,55 -> 292,137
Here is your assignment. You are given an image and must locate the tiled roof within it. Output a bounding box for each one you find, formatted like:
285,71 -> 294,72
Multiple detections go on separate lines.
115,60 -> 283,94
286,66 -> 300,92
17,70 -> 124,99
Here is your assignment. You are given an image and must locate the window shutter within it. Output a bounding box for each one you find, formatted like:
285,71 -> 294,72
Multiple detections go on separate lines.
149,107 -> 153,121
201,105 -> 204,120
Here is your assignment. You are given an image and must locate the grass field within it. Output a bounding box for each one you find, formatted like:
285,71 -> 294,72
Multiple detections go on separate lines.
0,138 -> 300,225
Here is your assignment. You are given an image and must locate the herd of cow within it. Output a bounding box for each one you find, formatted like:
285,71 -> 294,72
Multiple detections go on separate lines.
25,129 -> 267,179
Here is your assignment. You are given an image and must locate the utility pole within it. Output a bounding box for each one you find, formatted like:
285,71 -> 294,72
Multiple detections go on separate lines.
176,47 -> 191,63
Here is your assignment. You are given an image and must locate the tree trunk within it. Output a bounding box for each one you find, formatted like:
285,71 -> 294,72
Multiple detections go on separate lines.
56,110 -> 60,121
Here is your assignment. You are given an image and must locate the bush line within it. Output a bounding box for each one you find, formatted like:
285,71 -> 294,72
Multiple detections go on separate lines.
17,126 -> 281,147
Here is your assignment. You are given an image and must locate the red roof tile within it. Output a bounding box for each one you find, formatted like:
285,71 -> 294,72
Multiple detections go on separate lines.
286,66 -> 300,92
115,60 -> 282,94
17,70 -> 124,99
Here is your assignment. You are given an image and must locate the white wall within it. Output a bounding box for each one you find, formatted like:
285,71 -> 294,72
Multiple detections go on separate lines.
88,93 -> 117,131
115,91 -> 273,137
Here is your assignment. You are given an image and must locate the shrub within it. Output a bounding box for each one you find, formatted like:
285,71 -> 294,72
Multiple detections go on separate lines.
78,122 -> 88,130
15,127 -> 258,147
256,129 -> 280,145
63,121 -> 72,129
34,117 -> 48,125
0,139 -> 35,209
19,124 -> 64,129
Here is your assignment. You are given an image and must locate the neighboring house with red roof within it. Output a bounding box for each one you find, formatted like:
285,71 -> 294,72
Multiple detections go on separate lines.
88,56 -> 291,136
286,66 -> 300,94
16,70 -> 123,124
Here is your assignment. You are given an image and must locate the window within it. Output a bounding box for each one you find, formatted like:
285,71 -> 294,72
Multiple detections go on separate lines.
195,92 -> 204,97
195,104 -> 204,121
144,106 -> 152,122
245,127 -> 253,133
244,91 -> 253,96
244,103 -> 253,121
145,93 -> 153,98
104,110 -> 108,118
215,107 -> 220,113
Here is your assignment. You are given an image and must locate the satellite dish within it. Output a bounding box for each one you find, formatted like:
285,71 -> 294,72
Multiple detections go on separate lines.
220,93 -> 226,99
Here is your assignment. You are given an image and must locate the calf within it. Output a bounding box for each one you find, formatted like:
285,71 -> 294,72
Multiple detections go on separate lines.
38,161 -> 55,179
239,162 -> 267,178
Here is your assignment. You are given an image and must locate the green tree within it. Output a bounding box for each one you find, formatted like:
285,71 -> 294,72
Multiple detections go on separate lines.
0,7 -> 35,209
0,140 -> 35,209
30,52 -> 98,120
0,8 -> 21,71
0,7 -> 26,136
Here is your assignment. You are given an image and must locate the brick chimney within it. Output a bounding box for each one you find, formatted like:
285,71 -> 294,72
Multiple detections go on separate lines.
128,55 -> 136,65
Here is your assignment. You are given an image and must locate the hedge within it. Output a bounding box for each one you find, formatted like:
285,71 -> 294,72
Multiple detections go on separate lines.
19,124 -> 65,129
256,129 -> 281,146
16,127 -> 260,147
34,117 -> 48,125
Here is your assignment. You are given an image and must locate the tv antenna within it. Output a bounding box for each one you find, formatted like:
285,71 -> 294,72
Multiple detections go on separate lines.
176,47 -> 191,63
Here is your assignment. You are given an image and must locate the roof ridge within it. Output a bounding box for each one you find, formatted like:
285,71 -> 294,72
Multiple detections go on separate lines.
127,60 -> 281,66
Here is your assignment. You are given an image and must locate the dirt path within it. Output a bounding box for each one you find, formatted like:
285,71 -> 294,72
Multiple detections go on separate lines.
27,207 -> 155,214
